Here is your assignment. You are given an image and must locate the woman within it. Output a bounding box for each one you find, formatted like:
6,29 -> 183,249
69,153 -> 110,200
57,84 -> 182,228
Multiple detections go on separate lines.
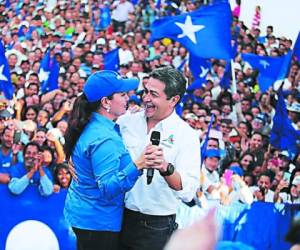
53,163 -> 72,192
64,70 -> 161,250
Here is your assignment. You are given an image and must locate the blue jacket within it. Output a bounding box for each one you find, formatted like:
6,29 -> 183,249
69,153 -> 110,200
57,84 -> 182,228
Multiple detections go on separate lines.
64,112 -> 141,232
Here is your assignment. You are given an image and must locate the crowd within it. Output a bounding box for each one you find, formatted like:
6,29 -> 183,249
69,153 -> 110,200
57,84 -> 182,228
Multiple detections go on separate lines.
0,0 -> 299,228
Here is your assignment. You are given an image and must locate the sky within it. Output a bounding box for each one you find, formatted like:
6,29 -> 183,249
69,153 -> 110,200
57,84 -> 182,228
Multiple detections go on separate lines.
229,0 -> 300,43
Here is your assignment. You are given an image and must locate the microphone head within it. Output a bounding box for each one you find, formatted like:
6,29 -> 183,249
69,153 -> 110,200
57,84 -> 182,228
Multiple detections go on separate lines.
150,131 -> 160,146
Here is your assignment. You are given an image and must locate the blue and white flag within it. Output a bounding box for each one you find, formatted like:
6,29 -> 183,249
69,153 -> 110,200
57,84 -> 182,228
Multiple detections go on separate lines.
38,50 -> 59,94
241,51 -> 292,92
0,40 -> 14,100
0,185 -> 76,250
189,55 -> 211,81
150,2 -> 232,59
99,6 -> 111,30
270,90 -> 300,157
104,48 -> 120,71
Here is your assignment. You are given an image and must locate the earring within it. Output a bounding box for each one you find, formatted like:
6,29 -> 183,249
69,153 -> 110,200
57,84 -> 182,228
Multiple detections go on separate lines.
106,106 -> 110,113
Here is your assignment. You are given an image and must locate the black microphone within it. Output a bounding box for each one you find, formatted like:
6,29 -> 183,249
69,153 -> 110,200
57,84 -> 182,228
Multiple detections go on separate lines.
147,131 -> 160,185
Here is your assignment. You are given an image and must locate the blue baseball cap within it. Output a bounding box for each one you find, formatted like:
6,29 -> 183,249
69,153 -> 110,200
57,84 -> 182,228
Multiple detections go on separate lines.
83,70 -> 139,102
204,149 -> 221,159
229,165 -> 244,177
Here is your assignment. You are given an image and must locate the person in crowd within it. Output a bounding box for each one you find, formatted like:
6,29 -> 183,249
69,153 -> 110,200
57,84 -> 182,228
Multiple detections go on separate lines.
63,70 -> 163,250
8,142 -> 53,196
53,163 -> 72,192
250,170 -> 275,202
118,66 -> 200,250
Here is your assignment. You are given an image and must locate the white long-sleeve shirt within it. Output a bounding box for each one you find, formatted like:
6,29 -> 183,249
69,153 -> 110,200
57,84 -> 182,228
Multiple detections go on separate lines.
117,110 -> 200,215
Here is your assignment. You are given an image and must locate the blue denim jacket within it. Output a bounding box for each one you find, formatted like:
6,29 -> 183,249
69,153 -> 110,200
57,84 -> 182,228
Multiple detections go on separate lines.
64,112 -> 141,232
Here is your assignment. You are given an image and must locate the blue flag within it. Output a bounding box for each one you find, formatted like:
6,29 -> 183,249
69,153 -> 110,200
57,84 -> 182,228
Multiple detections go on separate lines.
5,0 -> 10,8
131,0 -> 139,5
0,40 -> 14,100
293,31 -> 300,62
219,61 -> 231,89
177,58 -> 187,72
99,6 -> 111,30
155,0 -> 161,9
241,52 -> 292,92
150,2 -> 232,59
39,50 -> 60,94
0,185 -> 76,250
270,91 -> 300,157
189,55 -> 211,81
201,114 -> 215,165
104,48 -> 120,71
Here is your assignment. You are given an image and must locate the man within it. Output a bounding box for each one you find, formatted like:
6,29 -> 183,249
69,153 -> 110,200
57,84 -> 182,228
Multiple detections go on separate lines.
250,171 -> 275,202
8,142 -> 53,196
0,127 -> 20,171
201,149 -> 221,200
111,0 -> 134,34
118,66 -> 200,250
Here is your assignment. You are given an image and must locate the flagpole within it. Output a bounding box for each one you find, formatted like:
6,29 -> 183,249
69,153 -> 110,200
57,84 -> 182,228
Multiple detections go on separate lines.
230,59 -> 237,94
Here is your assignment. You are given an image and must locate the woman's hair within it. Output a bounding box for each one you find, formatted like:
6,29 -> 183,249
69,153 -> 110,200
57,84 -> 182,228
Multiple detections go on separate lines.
41,145 -> 55,166
21,105 -> 40,121
64,94 -> 101,160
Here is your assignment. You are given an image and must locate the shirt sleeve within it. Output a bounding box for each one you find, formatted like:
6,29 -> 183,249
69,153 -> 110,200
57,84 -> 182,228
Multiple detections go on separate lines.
174,128 -> 201,202
8,175 -> 30,195
87,137 -> 141,201
39,174 -> 54,196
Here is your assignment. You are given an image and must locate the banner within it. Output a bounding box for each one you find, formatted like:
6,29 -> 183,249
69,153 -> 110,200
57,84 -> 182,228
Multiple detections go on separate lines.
0,185 -> 76,250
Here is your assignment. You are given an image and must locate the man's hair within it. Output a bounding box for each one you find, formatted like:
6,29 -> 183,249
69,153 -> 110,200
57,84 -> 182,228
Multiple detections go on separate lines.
149,66 -> 186,101
23,141 -> 40,155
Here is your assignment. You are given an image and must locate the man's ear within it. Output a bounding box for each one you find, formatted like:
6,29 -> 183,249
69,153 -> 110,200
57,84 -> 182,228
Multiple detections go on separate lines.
170,95 -> 180,107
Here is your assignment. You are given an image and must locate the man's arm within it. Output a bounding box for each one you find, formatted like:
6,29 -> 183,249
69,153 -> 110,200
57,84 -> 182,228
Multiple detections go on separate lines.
8,175 -> 30,195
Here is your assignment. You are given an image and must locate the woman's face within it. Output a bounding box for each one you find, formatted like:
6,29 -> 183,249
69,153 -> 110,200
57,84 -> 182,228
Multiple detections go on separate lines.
43,150 -> 53,165
57,168 -> 71,188
25,108 -> 37,121
108,92 -> 129,119
240,154 -> 253,170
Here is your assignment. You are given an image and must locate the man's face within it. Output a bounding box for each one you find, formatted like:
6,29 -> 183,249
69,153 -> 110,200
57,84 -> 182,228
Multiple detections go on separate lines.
2,129 -> 14,148
207,139 -> 219,149
241,100 -> 251,112
257,175 -> 271,191
8,54 -> 18,67
24,145 -> 39,170
142,77 -> 176,122
205,157 -> 219,172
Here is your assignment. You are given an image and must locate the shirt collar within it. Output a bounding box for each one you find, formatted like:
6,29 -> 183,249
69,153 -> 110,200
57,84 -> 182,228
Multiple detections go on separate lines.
90,112 -> 115,130
144,110 -> 178,132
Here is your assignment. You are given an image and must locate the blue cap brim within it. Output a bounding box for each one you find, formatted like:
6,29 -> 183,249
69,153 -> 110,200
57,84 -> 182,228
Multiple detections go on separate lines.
116,78 -> 139,93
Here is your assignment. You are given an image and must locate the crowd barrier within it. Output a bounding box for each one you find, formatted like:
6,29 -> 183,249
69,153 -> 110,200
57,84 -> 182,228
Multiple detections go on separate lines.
1,184 -> 299,250
177,200 -> 300,250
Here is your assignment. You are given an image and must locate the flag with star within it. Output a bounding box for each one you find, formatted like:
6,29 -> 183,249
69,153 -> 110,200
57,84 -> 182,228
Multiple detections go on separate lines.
189,55 -> 211,81
0,40 -> 14,100
270,90 -> 300,157
39,50 -> 59,94
149,1 -> 232,60
241,51 -> 292,92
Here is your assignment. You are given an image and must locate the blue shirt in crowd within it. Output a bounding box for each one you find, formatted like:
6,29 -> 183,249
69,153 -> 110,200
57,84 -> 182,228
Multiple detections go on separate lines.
64,112 -> 141,232
8,162 -> 53,196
